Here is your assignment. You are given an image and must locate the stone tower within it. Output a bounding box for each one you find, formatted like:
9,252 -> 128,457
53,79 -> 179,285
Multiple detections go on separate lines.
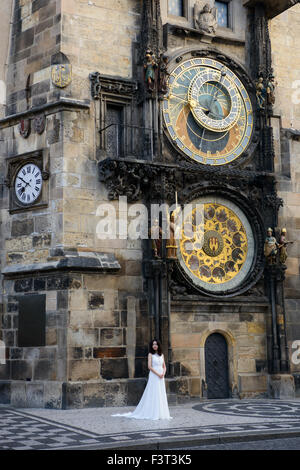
0,0 -> 299,408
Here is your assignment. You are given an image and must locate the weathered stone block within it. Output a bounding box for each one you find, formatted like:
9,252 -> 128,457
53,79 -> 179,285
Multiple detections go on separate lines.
268,374 -> 295,399
190,378 -> 201,396
0,382 -> 11,404
26,383 -> 44,408
127,379 -> 146,406
93,310 -> 119,328
44,382 -> 62,409
33,360 -> 56,380
11,382 -> 27,407
100,328 -> 123,346
0,361 -> 11,380
69,360 -> 99,381
83,382 -> 105,407
105,382 -> 128,407
93,347 -> 126,358
11,360 -> 32,380
68,328 -> 99,347
11,218 -> 34,237
88,291 -> 104,310
57,291 -> 68,310
238,374 -> 268,393
63,382 -> 83,409
101,358 -> 128,380
46,328 -> 57,346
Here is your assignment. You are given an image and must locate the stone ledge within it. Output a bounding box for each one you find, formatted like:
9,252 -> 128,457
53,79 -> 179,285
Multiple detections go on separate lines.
0,98 -> 90,130
2,253 -> 121,277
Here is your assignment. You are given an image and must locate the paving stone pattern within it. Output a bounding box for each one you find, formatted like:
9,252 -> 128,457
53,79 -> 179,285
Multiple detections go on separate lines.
2,400 -> 300,450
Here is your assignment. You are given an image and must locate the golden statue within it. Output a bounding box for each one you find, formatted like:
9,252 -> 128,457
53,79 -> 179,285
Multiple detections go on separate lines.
166,207 -> 181,259
278,228 -> 293,264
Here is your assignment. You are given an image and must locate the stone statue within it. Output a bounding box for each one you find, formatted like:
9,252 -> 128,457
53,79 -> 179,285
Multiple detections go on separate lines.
267,74 -> 276,106
264,227 -> 278,265
158,54 -> 170,95
256,76 -> 267,109
194,1 -> 217,35
278,228 -> 294,264
150,218 -> 162,258
144,49 -> 157,92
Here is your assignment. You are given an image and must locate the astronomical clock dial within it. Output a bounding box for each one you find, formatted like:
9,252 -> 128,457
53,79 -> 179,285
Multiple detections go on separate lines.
177,197 -> 255,294
163,58 -> 254,166
14,163 -> 43,205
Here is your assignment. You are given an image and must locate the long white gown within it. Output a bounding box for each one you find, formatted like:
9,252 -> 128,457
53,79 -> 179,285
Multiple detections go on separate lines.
112,353 -> 172,420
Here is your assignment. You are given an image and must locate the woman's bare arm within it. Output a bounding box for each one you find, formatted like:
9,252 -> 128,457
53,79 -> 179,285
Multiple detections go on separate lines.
148,353 -> 163,378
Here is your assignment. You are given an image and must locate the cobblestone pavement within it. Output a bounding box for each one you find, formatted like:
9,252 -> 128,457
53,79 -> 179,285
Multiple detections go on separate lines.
1,399 -> 300,450
172,437 -> 300,450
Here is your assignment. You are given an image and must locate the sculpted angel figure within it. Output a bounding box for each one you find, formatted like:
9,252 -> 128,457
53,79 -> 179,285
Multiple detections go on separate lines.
194,1 -> 218,35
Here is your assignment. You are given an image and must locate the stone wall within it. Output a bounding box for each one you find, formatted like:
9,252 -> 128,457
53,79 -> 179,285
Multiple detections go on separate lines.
0,0 -> 150,408
6,0 -> 62,115
170,301 -> 269,398
269,4 -> 300,380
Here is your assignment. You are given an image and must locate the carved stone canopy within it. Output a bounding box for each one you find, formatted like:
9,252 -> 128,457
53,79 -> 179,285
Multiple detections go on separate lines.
89,73 -> 138,100
243,0 -> 299,19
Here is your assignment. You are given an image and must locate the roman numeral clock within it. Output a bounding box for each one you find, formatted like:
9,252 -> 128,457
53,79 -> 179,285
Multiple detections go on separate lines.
163,57 -> 261,297
15,163 -> 43,205
6,150 -> 50,213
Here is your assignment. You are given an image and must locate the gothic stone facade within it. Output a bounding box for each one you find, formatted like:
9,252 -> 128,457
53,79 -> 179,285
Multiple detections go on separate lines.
0,0 -> 299,408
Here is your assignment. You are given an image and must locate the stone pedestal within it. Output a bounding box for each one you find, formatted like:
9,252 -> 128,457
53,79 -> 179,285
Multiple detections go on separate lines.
268,374 -> 295,399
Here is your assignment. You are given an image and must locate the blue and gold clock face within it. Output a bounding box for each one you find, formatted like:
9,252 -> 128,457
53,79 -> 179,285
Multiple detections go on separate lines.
163,58 -> 254,166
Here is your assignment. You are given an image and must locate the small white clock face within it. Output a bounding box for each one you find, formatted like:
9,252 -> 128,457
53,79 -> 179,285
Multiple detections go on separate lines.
15,163 -> 42,205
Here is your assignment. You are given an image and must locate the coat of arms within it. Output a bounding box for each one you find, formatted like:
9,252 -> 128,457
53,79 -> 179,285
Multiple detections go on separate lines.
33,114 -> 46,135
51,64 -> 72,88
18,119 -> 31,139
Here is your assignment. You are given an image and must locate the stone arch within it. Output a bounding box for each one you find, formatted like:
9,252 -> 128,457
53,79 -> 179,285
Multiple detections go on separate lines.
199,327 -> 238,398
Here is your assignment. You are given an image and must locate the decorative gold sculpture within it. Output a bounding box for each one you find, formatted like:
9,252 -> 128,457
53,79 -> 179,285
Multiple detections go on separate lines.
166,207 -> 181,259
278,228 -> 293,264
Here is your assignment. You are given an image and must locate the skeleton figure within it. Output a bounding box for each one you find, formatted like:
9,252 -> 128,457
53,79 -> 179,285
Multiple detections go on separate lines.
256,76 -> 267,109
194,1 -> 218,35
267,74 -> 276,106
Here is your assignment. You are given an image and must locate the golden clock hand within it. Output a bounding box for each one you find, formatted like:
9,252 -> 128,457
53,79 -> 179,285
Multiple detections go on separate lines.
169,95 -> 189,104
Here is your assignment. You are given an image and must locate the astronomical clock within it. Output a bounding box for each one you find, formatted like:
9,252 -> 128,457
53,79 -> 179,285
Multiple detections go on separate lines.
163,55 -> 261,296
163,57 -> 254,166
176,196 -> 256,296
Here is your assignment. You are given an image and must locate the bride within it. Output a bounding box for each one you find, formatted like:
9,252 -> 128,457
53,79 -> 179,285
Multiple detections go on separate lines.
112,339 -> 172,420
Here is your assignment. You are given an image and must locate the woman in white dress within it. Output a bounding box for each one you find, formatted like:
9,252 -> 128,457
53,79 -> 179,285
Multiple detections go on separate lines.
112,339 -> 172,420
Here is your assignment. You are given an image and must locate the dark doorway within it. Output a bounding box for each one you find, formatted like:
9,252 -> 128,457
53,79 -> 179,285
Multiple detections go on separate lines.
205,333 -> 230,399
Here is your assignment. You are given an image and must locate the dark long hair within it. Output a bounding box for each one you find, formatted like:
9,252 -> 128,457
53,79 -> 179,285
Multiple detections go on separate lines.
149,338 -> 162,356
